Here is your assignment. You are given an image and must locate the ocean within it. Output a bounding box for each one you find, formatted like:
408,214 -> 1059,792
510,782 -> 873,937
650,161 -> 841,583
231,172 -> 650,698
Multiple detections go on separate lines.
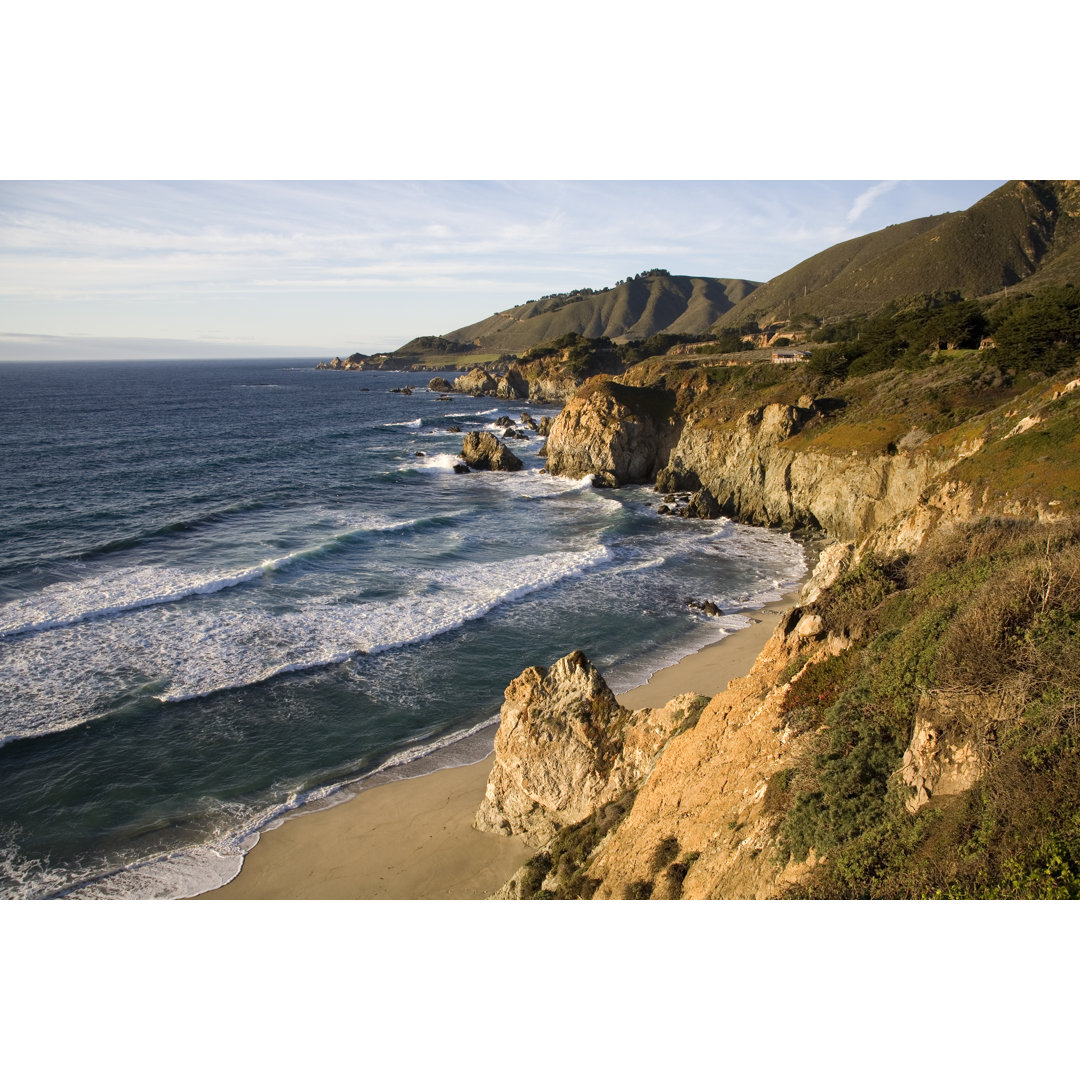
0,358 -> 806,899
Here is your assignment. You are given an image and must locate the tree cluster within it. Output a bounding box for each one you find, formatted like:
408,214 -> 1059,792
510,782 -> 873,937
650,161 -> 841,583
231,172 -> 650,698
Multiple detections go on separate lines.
801,286 -> 1080,382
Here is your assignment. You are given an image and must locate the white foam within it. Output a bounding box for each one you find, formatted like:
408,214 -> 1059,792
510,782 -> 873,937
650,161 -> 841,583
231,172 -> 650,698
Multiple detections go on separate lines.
384,418 -> 422,428
0,544 -> 614,740
414,452 -> 464,471
0,829 -> 74,900
0,513 -> 475,640
154,543 -> 614,702
517,473 -> 598,498
0,563 -> 269,638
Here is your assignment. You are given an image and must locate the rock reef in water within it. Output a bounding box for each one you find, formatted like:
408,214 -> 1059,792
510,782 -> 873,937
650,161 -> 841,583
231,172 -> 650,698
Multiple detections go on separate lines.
459,430 -> 523,472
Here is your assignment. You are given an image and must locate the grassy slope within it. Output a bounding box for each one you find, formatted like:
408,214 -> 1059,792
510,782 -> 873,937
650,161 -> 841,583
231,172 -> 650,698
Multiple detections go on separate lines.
715,214 -> 950,328
715,181 -> 1080,329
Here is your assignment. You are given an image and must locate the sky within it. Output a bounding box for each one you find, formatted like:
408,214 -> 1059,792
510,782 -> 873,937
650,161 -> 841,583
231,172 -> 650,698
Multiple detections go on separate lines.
0,180 -> 1006,361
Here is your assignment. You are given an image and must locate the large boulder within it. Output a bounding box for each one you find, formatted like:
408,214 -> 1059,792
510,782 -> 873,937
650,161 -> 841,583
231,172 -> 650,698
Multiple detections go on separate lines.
428,376 -> 453,392
543,378 -> 677,486
460,431 -> 523,471
679,488 -> 722,519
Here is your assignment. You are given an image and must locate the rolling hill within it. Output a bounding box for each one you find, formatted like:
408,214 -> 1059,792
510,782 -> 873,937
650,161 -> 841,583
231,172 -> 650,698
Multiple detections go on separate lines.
715,180 -> 1080,329
440,272 -> 761,352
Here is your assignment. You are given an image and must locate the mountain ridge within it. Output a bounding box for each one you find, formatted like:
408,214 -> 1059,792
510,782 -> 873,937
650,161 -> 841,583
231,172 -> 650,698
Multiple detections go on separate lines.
440,272 -> 760,352
715,180 -> 1080,329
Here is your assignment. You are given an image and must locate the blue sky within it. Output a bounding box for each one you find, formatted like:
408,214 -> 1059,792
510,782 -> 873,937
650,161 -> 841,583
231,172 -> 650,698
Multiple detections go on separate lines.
0,180 -> 1004,360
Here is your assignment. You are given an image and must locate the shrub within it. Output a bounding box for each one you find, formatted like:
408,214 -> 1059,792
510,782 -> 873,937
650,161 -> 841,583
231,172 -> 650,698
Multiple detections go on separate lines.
779,520 -> 1080,898
649,835 -> 681,874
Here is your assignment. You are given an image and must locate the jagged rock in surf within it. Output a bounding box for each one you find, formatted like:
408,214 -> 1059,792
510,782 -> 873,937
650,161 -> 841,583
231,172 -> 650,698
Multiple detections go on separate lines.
687,599 -> 721,616
428,377 -> 452,392
460,430 -> 523,472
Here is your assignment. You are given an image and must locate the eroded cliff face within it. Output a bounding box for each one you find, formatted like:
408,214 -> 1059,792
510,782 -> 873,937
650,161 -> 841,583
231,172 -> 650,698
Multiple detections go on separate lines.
474,651 -> 698,847
544,380 -> 963,544
586,614 -> 827,899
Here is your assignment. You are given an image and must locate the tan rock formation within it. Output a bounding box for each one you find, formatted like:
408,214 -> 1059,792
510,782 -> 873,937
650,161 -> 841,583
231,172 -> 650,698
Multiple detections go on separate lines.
899,688 -> 1025,812
583,614 -> 833,899
453,368 -> 500,395
474,651 -> 696,847
543,379 -> 678,486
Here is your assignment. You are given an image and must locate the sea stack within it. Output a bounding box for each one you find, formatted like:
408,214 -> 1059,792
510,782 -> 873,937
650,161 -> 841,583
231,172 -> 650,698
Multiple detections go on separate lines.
460,431 -> 523,471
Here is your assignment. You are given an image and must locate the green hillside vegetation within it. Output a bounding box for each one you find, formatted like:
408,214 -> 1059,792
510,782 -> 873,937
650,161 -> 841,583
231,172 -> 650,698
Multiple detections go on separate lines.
513,330 -> 735,380
776,516 -> 1080,899
716,181 -> 1080,331
393,335 -> 478,356
441,271 -> 761,353
788,286 -> 1080,385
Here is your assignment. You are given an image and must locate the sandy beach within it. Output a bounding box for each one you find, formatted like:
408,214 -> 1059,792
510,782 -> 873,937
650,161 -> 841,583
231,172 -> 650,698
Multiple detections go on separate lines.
201,590 -> 800,900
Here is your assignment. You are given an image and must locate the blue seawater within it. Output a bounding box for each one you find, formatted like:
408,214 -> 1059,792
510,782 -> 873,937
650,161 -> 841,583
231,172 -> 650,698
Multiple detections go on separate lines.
0,359 -> 805,898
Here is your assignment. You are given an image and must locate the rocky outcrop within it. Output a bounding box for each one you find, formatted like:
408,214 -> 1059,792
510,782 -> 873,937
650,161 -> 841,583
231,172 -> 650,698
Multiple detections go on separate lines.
901,714 -> 982,813
519,365 -> 584,404
897,688 -> 1024,812
495,369 -> 528,399
428,376 -> 453,392
475,651 -> 697,847
460,431 -> 523,472
544,377 -> 968,546
543,379 -> 679,486
454,369 -> 500,396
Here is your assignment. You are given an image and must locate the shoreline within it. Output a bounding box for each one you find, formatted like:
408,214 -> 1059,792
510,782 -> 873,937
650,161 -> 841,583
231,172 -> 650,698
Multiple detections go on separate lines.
199,586 -> 804,900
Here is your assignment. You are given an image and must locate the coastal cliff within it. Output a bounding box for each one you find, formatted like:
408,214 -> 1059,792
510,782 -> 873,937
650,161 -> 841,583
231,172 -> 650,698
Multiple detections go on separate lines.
480,350 -> 1080,899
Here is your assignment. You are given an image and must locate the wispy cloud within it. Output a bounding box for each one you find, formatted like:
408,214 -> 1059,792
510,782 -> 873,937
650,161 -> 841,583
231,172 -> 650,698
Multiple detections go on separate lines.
847,180 -> 900,225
